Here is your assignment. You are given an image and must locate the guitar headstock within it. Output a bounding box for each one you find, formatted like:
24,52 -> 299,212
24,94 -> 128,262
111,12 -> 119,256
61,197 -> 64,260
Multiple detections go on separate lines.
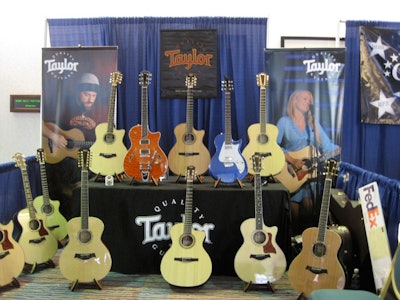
185,73 -> 197,89
110,71 -> 123,87
139,70 -> 152,87
36,148 -> 46,165
12,152 -> 26,170
324,158 -> 339,179
256,72 -> 269,88
221,75 -> 234,93
186,165 -> 196,183
251,152 -> 263,174
78,148 -> 92,169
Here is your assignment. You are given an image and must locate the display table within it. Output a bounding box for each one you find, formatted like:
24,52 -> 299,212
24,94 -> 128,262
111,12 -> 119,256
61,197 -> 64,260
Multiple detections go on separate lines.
71,176 -> 291,275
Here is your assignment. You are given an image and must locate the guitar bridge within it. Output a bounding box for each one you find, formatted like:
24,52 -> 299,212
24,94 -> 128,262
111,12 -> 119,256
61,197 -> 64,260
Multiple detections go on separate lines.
306,265 -> 328,275
249,254 -> 271,260
174,257 -> 198,262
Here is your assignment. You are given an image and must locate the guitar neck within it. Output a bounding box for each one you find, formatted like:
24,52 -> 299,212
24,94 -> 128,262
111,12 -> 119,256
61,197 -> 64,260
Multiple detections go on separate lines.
39,162 -> 51,206
141,84 -> 149,137
186,86 -> 194,133
81,168 -> 89,230
259,86 -> 267,134
224,91 -> 232,144
183,179 -> 194,235
107,85 -> 118,133
21,168 -> 36,219
254,172 -> 264,230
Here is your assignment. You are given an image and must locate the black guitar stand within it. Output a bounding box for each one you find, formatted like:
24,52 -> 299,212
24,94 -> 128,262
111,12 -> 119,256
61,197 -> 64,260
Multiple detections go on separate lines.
127,176 -> 160,186
213,178 -> 243,188
242,281 -> 275,293
93,172 -> 125,183
25,259 -> 55,274
175,174 -> 204,184
69,279 -> 103,291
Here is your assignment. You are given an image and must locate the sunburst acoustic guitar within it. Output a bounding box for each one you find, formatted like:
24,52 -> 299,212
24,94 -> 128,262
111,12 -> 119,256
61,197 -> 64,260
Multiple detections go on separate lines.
288,159 -> 345,297
13,152 -> 58,272
167,73 -> 211,178
160,165 -> 212,287
33,148 -> 68,242
90,71 -> 127,178
208,76 -> 248,186
124,70 -> 168,185
242,73 -> 285,177
0,220 -> 25,287
234,152 -> 287,289
59,149 -> 112,291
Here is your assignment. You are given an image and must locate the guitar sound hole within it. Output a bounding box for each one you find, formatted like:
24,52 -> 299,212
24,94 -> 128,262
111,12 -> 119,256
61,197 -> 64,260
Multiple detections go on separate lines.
183,133 -> 195,144
42,204 -> 54,215
257,134 -> 269,144
181,234 -> 194,248
253,231 -> 266,244
29,219 -> 40,231
313,242 -> 327,257
79,229 -> 92,244
104,133 -> 115,144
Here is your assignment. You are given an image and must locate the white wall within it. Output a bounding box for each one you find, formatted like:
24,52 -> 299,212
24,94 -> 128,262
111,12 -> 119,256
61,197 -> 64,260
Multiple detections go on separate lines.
1,0 -> 398,163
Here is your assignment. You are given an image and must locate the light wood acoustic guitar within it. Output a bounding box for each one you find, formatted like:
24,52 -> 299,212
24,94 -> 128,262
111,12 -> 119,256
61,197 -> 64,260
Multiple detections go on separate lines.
123,70 -> 168,185
0,220 -> 25,287
273,146 -> 341,193
288,159 -> 346,297
13,153 -> 58,271
242,73 -> 285,177
234,152 -> 287,288
59,148 -> 112,291
90,71 -> 127,177
167,73 -> 211,177
208,76 -> 248,185
160,165 -> 212,287
33,148 -> 68,242
42,122 -> 93,164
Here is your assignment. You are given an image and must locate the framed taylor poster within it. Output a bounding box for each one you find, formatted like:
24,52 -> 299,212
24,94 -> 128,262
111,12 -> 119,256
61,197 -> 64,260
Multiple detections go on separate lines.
41,46 -> 118,164
160,29 -> 218,99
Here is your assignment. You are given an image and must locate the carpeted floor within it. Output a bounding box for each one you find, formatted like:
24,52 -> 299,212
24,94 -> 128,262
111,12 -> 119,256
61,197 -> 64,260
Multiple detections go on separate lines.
0,252 -> 299,300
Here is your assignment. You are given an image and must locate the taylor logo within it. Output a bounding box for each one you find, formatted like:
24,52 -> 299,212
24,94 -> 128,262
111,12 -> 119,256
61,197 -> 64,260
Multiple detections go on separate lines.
43,51 -> 79,80
135,197 -> 215,256
303,51 -> 343,80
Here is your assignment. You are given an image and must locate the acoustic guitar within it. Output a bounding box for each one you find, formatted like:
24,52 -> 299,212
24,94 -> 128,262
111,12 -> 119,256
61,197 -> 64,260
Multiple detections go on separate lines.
123,70 -> 168,184
168,73 -> 211,177
42,122 -> 93,164
33,148 -> 68,242
90,71 -> 127,177
13,153 -> 58,269
242,73 -> 285,177
288,159 -> 345,297
0,220 -> 25,287
274,146 -> 341,193
208,76 -> 248,184
59,149 -> 112,290
234,152 -> 287,286
160,165 -> 212,287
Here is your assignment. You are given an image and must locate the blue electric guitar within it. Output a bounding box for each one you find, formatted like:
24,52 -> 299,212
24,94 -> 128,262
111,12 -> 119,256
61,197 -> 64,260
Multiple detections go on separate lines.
208,76 -> 248,185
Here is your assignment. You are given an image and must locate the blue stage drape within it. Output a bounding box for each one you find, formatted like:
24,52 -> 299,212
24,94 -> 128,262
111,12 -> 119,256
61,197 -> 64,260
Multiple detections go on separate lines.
342,20 -> 400,180
47,17 -> 267,157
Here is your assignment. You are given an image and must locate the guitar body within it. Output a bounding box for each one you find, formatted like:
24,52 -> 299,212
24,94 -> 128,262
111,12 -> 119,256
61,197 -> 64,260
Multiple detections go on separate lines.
59,216 -> 112,283
168,123 -> 211,176
124,125 -> 168,182
16,209 -> 58,265
242,123 -> 285,177
273,146 -> 317,193
160,223 -> 212,287
33,196 -> 68,241
89,123 -> 127,176
208,134 -> 248,183
234,218 -> 286,284
42,122 -> 87,164
288,227 -> 346,297
0,221 -> 25,287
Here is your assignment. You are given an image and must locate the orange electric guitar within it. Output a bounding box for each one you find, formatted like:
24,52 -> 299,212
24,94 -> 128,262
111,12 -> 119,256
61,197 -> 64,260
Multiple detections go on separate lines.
59,149 -> 112,291
90,71 -> 127,178
123,70 -> 168,185
13,152 -> 58,272
167,74 -> 211,178
242,73 -> 285,177
288,159 -> 345,297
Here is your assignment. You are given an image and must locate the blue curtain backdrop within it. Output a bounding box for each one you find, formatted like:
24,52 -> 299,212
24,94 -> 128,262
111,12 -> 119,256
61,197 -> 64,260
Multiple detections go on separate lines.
47,17 -> 267,158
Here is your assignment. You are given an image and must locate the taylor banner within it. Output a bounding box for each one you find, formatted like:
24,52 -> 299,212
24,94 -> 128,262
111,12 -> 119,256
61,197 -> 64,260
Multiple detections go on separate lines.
160,29 -> 218,99
265,48 -> 345,149
360,26 -> 400,124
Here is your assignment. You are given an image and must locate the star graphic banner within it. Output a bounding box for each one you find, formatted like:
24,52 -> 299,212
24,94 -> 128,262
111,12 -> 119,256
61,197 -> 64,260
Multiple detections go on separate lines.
360,26 -> 400,124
